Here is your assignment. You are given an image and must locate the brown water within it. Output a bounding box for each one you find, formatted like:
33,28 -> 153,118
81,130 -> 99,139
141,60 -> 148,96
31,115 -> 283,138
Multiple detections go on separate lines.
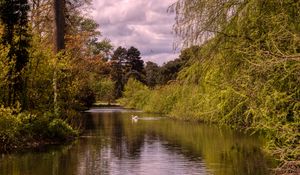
0,107 -> 274,175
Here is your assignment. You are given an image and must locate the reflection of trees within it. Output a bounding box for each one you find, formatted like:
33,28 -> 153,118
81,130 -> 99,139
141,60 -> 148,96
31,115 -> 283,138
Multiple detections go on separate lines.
106,112 -> 146,159
0,143 -> 80,175
1,111 -> 272,175
110,113 -> 126,158
152,121 -> 271,175
120,118 -> 271,175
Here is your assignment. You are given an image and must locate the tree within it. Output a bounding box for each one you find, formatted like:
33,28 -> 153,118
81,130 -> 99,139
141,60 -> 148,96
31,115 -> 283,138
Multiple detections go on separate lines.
171,0 -> 300,169
110,46 -> 127,99
111,46 -> 127,62
125,46 -> 145,82
52,0 -> 65,114
179,45 -> 201,62
29,0 -> 52,40
158,59 -> 183,84
0,0 -> 31,108
88,39 -> 113,61
126,47 -> 144,72
145,61 -> 160,87
170,0 -> 247,47
53,0 -> 65,52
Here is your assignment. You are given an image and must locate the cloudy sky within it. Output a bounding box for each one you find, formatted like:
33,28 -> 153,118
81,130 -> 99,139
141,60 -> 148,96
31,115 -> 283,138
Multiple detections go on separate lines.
91,0 -> 179,65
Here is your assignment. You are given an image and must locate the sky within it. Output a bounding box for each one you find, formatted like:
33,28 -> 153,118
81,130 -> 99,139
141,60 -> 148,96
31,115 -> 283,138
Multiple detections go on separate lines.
91,0 -> 179,65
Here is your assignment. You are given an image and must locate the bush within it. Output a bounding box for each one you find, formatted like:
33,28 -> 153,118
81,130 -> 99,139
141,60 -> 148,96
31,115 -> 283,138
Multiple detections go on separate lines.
48,119 -> 78,140
0,105 -> 79,152
18,112 -> 54,138
0,106 -> 21,152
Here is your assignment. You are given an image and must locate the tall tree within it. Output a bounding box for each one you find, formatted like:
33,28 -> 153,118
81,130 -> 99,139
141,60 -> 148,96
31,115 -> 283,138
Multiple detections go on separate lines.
0,0 -> 31,108
110,46 -> 127,99
53,0 -> 65,52
126,46 -> 144,72
125,46 -> 144,82
145,61 -> 159,87
52,0 -> 65,114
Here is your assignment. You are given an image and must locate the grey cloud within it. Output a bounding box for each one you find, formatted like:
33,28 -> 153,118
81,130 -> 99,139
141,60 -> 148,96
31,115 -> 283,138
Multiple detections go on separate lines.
92,0 -> 178,64
102,24 -> 134,37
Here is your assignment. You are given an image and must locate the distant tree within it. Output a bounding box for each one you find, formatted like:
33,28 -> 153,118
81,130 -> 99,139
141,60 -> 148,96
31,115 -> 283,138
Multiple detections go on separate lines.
179,45 -> 201,62
89,39 -> 113,61
158,59 -> 183,84
145,61 -> 160,87
156,46 -> 199,85
125,46 -> 145,82
126,46 -> 144,72
109,46 -> 145,99
92,78 -> 114,104
0,0 -> 31,108
110,46 -> 127,99
111,46 -> 127,62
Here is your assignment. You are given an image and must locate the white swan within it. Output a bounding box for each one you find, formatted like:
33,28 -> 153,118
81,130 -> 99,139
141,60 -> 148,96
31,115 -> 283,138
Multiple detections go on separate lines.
131,115 -> 139,121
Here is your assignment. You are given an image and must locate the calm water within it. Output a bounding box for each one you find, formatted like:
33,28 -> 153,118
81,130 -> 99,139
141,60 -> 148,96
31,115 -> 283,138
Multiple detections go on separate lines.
0,107 -> 274,175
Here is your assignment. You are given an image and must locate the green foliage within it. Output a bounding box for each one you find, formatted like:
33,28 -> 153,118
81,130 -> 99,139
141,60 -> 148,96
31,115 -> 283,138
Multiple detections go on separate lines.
74,85 -> 96,108
126,46 -> 144,74
118,78 -> 150,109
143,84 -> 180,114
92,78 -> 114,103
0,105 -> 78,152
122,1 -> 300,170
144,61 -> 160,87
0,106 -> 21,152
158,59 -> 184,84
18,112 -> 56,138
110,46 -> 145,99
48,119 -> 78,140
0,0 -> 111,153
0,45 -> 10,104
143,47 -> 193,87
0,0 -> 31,107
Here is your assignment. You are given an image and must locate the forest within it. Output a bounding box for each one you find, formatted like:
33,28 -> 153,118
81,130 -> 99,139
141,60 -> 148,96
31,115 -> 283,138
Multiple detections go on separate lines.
0,0 -> 299,174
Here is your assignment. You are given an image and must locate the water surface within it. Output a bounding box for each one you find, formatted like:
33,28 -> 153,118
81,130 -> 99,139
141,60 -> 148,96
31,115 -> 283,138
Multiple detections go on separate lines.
0,107 -> 273,175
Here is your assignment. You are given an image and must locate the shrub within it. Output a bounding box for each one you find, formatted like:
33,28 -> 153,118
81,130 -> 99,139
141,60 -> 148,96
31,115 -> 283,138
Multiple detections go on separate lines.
18,112 -> 53,138
48,119 -> 78,140
0,106 -> 21,152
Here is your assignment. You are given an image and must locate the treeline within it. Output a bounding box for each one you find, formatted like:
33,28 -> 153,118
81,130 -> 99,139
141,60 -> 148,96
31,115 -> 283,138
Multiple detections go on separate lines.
119,0 -> 300,174
110,45 -> 192,99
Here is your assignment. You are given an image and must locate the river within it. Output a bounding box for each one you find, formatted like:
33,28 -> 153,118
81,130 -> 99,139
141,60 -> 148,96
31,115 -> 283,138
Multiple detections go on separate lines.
0,107 -> 274,175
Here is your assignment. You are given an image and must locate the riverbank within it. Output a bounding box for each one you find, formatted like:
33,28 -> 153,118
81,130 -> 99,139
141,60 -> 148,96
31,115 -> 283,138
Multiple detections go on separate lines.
0,107 -> 275,175
119,78 -> 300,175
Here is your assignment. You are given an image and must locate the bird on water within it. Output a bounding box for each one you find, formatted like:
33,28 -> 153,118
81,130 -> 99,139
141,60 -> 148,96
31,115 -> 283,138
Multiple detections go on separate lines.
131,115 -> 139,121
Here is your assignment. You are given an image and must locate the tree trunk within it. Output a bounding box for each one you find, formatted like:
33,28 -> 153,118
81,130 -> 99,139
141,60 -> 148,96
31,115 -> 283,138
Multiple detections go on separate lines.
53,0 -> 65,52
53,0 -> 65,115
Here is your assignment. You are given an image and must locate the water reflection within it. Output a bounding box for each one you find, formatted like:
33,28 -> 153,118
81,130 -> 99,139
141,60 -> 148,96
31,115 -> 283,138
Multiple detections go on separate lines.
0,108 -> 273,175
